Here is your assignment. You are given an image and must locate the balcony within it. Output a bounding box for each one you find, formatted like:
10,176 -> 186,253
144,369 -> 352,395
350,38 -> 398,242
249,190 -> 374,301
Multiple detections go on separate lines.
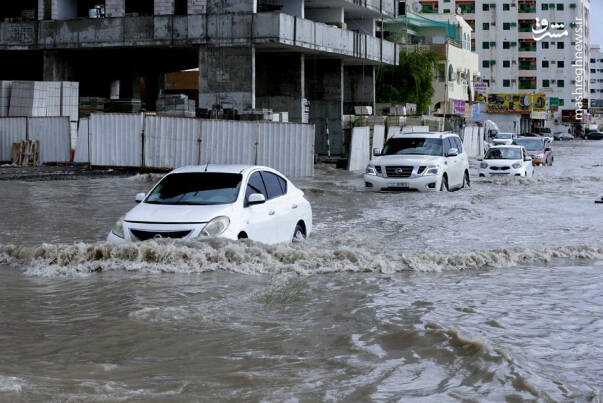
519,63 -> 537,70
519,80 -> 537,90
0,13 -> 398,65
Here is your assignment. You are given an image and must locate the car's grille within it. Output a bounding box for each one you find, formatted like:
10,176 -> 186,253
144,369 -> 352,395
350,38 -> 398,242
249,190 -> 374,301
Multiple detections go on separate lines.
130,229 -> 192,241
490,166 -> 510,171
385,166 -> 413,178
375,166 -> 382,174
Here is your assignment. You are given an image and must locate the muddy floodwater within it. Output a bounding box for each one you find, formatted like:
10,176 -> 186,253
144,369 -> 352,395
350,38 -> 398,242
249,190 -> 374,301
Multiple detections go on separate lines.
1,141 -> 602,401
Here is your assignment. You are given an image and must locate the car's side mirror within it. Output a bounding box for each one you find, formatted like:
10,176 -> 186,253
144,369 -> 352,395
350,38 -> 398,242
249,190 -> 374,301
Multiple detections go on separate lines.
524,156 -> 532,162
373,148 -> 381,156
447,148 -> 459,157
135,193 -> 146,203
477,157 -> 483,161
247,193 -> 266,205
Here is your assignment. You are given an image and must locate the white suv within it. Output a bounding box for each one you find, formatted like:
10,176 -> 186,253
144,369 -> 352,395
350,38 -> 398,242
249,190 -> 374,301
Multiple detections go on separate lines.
364,132 -> 470,191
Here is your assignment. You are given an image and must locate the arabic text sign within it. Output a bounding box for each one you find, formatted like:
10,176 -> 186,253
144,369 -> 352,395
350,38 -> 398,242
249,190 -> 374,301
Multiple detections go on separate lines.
474,82 -> 487,102
486,93 -> 547,114
532,17 -> 568,41
451,99 -> 466,115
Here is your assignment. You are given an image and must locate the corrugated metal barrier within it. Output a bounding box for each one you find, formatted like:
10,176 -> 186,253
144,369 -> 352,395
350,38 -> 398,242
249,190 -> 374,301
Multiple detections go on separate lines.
28,117 -> 71,164
74,118 -> 89,164
256,122 -> 314,178
200,120 -> 257,166
89,113 -> 143,167
0,117 -> 27,161
145,116 -> 200,169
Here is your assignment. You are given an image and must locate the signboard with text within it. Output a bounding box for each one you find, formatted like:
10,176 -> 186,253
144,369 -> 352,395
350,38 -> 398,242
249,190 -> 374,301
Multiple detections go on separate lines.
486,93 -> 547,114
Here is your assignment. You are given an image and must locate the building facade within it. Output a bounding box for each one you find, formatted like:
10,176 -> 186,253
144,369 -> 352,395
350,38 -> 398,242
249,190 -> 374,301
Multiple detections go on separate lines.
0,0 -> 399,155
416,0 -> 591,127
590,45 -> 603,116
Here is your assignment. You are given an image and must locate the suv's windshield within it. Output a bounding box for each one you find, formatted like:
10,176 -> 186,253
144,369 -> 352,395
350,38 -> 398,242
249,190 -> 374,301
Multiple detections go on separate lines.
495,133 -> 513,139
145,173 -> 242,205
382,138 -> 443,156
515,138 -> 544,151
485,148 -> 522,160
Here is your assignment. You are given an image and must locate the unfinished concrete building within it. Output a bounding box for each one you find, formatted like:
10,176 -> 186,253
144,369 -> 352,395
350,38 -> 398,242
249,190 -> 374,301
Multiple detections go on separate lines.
0,0 -> 398,154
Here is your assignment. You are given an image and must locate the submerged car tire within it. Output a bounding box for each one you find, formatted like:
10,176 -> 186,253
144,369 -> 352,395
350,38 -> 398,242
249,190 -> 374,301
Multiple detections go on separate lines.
462,171 -> 470,189
440,175 -> 449,192
293,224 -> 306,243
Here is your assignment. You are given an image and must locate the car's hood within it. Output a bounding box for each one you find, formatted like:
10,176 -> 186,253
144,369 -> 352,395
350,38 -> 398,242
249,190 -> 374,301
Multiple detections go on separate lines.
482,159 -> 521,166
492,139 -> 513,145
125,203 -> 234,223
372,154 -> 444,166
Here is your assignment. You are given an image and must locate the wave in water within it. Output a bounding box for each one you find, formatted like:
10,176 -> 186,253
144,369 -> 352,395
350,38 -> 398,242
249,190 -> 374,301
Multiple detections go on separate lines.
0,240 -> 601,277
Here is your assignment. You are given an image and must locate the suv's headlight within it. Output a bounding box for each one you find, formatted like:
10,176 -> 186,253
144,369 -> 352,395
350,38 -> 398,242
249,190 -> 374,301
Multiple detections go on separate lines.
200,216 -> 230,237
365,165 -> 377,176
111,216 -> 125,239
423,165 -> 440,176
512,162 -> 521,169
480,162 -> 488,169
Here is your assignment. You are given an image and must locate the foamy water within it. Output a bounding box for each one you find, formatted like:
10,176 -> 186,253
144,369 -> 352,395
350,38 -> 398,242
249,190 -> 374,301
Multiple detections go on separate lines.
1,140 -> 602,401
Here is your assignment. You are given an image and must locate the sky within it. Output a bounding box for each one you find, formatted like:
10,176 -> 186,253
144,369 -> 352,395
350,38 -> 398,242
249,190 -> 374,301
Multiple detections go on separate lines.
592,1 -> 603,47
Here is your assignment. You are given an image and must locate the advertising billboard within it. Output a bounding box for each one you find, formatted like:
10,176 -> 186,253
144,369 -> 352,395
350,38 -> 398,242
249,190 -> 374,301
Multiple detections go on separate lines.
486,93 -> 547,114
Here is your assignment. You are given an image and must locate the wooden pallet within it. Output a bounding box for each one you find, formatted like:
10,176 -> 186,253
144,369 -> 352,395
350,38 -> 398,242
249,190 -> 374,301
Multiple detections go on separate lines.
10,140 -> 39,167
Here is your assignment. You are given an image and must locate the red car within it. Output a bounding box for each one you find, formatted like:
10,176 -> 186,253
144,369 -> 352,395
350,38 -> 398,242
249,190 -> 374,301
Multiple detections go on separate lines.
514,138 -> 554,166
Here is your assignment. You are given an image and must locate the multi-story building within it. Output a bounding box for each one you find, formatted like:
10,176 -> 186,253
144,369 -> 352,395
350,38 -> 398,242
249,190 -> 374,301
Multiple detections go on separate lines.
590,45 -> 603,116
415,0 -> 591,128
0,0 -> 399,155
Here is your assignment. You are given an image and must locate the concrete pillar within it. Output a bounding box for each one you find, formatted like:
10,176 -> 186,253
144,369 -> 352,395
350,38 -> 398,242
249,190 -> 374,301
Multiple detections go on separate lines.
105,0 -> 125,17
306,58 -> 343,155
43,51 -> 74,81
344,65 -> 375,114
154,0 -> 175,15
256,53 -> 304,122
198,46 -> 255,112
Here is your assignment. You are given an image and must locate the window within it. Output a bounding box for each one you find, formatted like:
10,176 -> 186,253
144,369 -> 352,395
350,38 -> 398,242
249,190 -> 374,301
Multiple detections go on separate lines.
557,42 -> 564,49
246,172 -> 268,201
542,60 -> 549,67
175,0 -> 188,15
483,60 -> 490,68
503,60 -> 511,68
559,99 -> 564,106
503,79 -> 511,87
483,4 -> 490,11
590,58 -> 596,63
543,79 -> 550,87
261,171 -> 286,199
558,80 -> 565,87
542,4 -> 548,10
556,3 -> 563,10
557,60 -> 564,68
483,42 -> 490,49
503,41 -> 510,49
484,79 -> 490,86
443,0 -> 450,2
503,22 -> 511,30
443,138 -> 452,155
125,0 -> 154,16
443,9 -> 450,13
483,23 -> 490,30
503,3 -> 510,11
146,173 -> 243,206
452,137 -> 463,153
542,42 -> 549,49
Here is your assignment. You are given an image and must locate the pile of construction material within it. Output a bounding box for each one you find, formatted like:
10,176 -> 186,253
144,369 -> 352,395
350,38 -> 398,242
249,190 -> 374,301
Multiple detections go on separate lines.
105,99 -> 143,114
79,97 -> 107,117
156,94 -> 196,117
0,80 -> 79,147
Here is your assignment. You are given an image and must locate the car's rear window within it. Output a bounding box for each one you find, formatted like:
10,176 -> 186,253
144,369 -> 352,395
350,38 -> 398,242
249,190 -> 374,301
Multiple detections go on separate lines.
145,173 -> 242,205
515,139 -> 544,151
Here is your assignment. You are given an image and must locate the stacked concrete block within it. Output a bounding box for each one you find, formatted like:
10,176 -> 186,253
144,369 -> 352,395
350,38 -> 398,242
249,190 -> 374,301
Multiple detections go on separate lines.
61,82 -> 79,121
188,0 -> 207,14
0,81 -> 11,117
156,94 -> 196,117
8,81 -> 36,117
155,0 -> 175,15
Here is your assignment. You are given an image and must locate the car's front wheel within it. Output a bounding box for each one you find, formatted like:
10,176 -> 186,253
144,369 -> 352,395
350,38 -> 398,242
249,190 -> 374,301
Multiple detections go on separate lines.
440,175 -> 449,192
461,171 -> 470,189
293,223 -> 306,243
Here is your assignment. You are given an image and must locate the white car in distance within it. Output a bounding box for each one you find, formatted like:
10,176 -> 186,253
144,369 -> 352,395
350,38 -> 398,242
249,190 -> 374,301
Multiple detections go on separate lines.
364,132 -> 470,191
490,132 -> 516,146
107,165 -> 312,245
479,145 -> 534,177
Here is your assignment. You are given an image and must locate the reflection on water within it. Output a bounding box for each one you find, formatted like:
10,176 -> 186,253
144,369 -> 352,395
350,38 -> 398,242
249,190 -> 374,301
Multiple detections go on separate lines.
1,141 -> 602,401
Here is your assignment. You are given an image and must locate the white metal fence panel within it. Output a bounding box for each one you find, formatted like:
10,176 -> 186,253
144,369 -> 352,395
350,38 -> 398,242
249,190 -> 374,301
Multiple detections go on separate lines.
201,120 -> 256,165
0,117 -> 27,161
348,127 -> 370,171
386,125 -> 400,140
372,125 -> 385,157
90,113 -> 143,167
145,116 -> 200,169
256,122 -> 314,177
28,117 -> 71,163
463,126 -> 484,158
74,118 -> 89,163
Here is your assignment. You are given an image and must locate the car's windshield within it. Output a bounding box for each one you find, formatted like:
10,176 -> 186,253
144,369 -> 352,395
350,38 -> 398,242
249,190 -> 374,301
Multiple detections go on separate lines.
495,133 -> 513,139
514,139 -> 544,151
485,148 -> 522,160
145,173 -> 242,205
382,137 -> 443,156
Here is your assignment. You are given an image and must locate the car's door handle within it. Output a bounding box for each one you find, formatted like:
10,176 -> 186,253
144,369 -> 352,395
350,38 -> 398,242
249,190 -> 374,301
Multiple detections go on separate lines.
268,210 -> 275,216
292,204 -> 298,209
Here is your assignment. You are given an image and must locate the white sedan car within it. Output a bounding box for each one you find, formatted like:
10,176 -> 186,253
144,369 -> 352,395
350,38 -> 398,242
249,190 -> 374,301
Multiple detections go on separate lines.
479,145 -> 534,177
107,165 -> 312,244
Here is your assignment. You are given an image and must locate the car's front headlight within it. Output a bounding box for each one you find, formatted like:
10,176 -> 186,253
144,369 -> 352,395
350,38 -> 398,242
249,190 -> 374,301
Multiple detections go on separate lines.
200,216 -> 230,237
480,162 -> 488,169
111,216 -> 125,239
512,162 -> 522,169
365,165 -> 377,176
422,165 -> 440,176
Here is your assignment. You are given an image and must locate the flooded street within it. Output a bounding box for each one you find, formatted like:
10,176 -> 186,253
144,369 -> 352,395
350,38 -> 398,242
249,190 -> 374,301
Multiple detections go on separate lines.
1,140 -> 602,401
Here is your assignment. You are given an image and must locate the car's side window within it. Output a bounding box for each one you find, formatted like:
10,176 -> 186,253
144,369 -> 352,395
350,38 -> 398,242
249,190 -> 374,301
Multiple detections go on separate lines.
454,137 -> 463,154
443,137 -> 452,155
277,176 -> 287,194
245,172 -> 267,204
261,171 -> 285,199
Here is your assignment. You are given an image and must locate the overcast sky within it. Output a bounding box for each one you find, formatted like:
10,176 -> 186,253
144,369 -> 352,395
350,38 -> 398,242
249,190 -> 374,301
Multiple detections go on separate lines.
592,1 -> 602,47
